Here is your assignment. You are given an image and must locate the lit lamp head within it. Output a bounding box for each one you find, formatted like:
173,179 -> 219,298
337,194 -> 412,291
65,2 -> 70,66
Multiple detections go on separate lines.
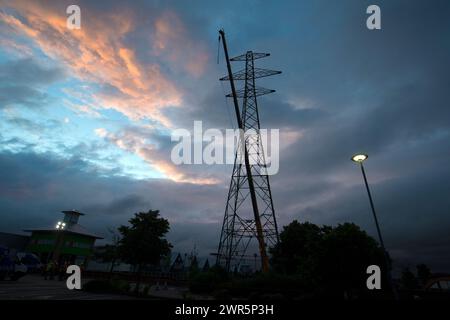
351,154 -> 368,163
55,221 -> 66,230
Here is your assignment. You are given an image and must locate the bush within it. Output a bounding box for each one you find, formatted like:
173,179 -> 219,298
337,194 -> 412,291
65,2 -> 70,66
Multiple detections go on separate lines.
189,266 -> 229,294
224,273 -> 312,298
190,269 -> 314,298
212,289 -> 232,299
110,279 -> 130,293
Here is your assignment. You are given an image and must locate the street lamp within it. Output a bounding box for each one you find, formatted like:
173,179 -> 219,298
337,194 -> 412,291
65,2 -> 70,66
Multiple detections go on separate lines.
351,154 -> 368,163
55,221 -> 66,230
351,153 -> 398,299
351,154 -> 386,248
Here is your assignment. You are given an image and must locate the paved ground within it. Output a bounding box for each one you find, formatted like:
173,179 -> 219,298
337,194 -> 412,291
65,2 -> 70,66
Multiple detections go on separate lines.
0,275 -> 137,300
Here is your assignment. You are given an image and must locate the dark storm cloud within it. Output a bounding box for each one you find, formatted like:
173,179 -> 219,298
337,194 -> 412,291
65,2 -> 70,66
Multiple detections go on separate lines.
301,155 -> 450,272
1,0 -> 449,272
82,194 -> 152,217
0,150 -> 226,250
175,0 -> 450,271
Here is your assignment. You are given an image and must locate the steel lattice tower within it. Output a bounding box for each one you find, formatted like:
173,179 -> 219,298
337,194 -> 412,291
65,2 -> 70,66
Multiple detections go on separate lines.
216,30 -> 281,272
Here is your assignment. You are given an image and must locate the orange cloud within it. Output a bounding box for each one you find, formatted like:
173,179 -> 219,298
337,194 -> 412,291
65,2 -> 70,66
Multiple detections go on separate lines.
1,1 -> 212,183
152,11 -> 209,77
95,128 -> 218,185
1,1 -> 183,126
0,35 -> 33,57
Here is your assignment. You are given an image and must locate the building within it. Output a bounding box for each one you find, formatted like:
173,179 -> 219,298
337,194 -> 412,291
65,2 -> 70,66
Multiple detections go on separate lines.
0,232 -> 30,252
24,210 -> 102,265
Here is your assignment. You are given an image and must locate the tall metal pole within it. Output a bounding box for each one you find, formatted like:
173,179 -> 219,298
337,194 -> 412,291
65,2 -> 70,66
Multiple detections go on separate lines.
359,162 -> 399,299
219,29 -> 269,273
360,164 -> 385,249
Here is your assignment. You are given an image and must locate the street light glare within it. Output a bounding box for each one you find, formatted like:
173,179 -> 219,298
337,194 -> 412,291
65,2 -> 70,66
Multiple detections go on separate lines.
55,221 -> 65,230
351,154 -> 368,163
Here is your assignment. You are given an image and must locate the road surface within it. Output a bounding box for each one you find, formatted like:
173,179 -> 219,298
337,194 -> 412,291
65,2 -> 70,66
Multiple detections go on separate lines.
0,274 -> 137,300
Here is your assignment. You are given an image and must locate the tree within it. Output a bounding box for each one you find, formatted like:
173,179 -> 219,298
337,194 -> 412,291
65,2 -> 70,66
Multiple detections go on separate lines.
118,209 -> 172,293
270,220 -> 327,278
317,223 -> 386,297
270,221 -> 386,298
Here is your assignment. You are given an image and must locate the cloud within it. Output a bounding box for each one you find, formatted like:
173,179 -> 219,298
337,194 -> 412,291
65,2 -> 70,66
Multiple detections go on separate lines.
0,0 -> 449,273
0,36 -> 33,57
0,85 -> 49,109
152,11 -> 209,77
0,57 -> 64,109
0,57 -> 64,86
0,0 -> 209,127
5,116 -> 60,134
83,194 -> 152,217
95,126 -> 219,185
0,150 -> 225,249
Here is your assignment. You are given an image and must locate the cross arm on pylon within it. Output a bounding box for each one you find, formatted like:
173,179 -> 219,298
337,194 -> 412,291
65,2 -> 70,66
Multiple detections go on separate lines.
230,52 -> 270,61
225,86 -> 276,98
220,67 -> 281,81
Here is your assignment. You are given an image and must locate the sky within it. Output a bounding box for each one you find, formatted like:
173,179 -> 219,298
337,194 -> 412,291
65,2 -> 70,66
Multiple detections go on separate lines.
0,0 -> 449,272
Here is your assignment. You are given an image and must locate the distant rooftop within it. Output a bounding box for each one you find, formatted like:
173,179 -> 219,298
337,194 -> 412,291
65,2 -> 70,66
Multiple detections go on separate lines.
62,210 -> 84,225
23,225 -> 103,239
23,209 -> 103,239
62,210 -> 85,216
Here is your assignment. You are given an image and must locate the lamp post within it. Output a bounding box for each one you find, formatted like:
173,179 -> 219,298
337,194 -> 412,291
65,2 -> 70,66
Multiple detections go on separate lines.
351,154 -> 398,299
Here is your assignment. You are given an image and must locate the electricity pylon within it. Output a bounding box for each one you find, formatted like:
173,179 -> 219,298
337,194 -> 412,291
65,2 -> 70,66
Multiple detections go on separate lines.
216,30 -> 280,273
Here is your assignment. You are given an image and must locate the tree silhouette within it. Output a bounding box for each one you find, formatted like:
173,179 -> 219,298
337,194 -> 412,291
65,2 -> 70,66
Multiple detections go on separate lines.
271,221 -> 386,298
270,220 -> 328,278
318,223 -> 386,297
118,209 -> 172,293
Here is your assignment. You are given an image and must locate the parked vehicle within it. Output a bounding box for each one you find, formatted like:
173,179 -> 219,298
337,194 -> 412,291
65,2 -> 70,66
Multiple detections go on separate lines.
17,252 -> 42,273
0,246 -> 28,281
